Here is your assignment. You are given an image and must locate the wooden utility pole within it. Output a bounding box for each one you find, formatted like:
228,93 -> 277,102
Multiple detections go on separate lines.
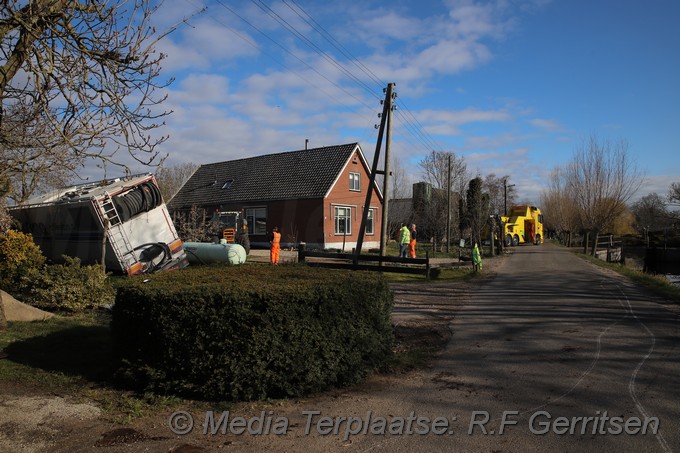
380,89 -> 393,258
355,83 -> 395,265
446,154 -> 452,254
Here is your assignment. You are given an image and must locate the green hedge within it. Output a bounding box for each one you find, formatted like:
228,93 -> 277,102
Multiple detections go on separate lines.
112,265 -> 394,401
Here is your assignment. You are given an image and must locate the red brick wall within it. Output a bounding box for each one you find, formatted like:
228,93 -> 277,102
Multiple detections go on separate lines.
323,150 -> 382,250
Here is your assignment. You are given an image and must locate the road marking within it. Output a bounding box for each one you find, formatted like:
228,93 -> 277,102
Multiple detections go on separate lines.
614,283 -> 671,453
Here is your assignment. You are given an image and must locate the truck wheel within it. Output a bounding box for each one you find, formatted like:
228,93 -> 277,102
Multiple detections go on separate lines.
512,235 -> 519,246
535,234 -> 541,245
504,234 -> 513,247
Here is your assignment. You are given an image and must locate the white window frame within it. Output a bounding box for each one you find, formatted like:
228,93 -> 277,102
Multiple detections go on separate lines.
245,207 -> 267,235
349,172 -> 360,191
334,206 -> 352,235
366,208 -> 375,235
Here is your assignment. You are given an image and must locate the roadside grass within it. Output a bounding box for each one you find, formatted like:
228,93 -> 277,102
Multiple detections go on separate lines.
576,252 -> 680,304
0,311 -> 111,393
383,265 -> 474,283
0,309 -> 189,423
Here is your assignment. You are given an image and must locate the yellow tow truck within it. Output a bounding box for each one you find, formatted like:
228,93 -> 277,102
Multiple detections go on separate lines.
502,205 -> 544,246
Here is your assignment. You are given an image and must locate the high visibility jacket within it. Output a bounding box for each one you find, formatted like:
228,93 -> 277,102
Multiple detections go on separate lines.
271,231 -> 281,246
399,226 -> 411,245
472,244 -> 482,265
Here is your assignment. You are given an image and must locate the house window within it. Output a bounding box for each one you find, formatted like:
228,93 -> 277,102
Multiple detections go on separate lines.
349,172 -> 360,191
221,179 -> 234,189
366,209 -> 375,235
334,206 -> 351,235
245,207 -> 267,235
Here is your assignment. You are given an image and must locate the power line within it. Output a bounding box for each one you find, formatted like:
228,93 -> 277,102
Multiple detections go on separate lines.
191,1 -> 448,156
211,0 -> 375,112
276,1 -> 447,153
248,0 -> 380,102
282,0 -> 385,92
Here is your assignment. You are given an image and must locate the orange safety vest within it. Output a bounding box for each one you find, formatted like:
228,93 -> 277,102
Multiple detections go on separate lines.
271,231 -> 281,246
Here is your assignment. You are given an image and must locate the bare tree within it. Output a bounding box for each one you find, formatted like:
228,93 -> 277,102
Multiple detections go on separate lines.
389,155 -> 411,201
419,150 -> 468,193
154,162 -> 199,203
173,205 -> 211,242
383,156 -> 413,241
564,136 -> 644,234
0,1 -> 200,171
0,289 -> 6,331
1,101 -> 84,204
418,150 -> 468,244
669,182 -> 680,204
540,167 -> 580,245
483,173 -> 515,215
0,176 -> 11,233
632,193 -> 673,233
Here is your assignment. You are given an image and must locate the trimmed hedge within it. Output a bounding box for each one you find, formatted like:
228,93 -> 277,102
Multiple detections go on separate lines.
112,265 -> 394,401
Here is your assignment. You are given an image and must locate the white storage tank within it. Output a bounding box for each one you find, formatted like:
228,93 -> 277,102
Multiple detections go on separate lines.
184,242 -> 247,265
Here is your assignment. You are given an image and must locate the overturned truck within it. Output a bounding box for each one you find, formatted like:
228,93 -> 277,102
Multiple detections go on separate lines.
9,174 -> 188,274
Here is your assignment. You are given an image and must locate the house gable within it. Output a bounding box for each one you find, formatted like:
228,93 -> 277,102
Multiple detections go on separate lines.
324,145 -> 383,202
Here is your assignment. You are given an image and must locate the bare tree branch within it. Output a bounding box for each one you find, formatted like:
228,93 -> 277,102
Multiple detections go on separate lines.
564,135 -> 644,232
1,0 -> 203,172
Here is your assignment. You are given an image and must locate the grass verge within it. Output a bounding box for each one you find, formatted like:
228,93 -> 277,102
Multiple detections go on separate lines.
0,309 -> 189,423
382,265 -> 475,283
576,253 -> 680,304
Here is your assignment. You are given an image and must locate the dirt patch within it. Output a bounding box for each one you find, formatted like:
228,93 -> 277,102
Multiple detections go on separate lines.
0,395 -> 102,453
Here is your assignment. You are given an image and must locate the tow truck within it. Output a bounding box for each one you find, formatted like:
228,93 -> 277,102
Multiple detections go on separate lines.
502,205 -> 544,246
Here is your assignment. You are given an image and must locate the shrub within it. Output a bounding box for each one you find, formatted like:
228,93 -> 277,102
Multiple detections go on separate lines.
0,230 -> 45,292
27,256 -> 114,312
112,265 -> 394,401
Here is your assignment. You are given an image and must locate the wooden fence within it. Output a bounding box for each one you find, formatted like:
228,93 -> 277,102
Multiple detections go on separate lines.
592,234 -> 624,263
297,246 -> 432,278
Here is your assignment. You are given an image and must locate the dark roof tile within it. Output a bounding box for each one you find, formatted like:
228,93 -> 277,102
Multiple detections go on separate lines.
168,143 -> 359,210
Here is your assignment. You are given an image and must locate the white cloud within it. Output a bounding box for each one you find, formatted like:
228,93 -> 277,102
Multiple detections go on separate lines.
415,107 -> 510,135
530,118 -> 562,131
168,74 -> 231,104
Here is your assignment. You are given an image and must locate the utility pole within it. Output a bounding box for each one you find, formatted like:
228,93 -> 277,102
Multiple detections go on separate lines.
355,83 -> 395,265
504,178 -> 515,216
380,90 -> 393,258
446,154 -> 452,254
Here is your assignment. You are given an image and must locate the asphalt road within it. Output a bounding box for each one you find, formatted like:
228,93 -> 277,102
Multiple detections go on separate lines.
120,243 -> 678,453
354,243 -> 680,452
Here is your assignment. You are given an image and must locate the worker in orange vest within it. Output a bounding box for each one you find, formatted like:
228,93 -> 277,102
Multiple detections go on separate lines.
408,223 -> 418,258
270,226 -> 281,265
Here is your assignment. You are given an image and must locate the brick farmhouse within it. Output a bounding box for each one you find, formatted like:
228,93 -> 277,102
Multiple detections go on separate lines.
168,143 -> 383,250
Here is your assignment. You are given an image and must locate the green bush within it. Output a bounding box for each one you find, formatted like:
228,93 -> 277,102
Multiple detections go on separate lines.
27,256 -> 114,312
112,265 -> 394,401
0,230 -> 45,292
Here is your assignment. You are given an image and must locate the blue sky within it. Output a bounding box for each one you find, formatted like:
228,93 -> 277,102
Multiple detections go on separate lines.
142,0 -> 680,205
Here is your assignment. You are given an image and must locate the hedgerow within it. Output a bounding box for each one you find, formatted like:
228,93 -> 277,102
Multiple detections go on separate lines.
112,265 -> 394,401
